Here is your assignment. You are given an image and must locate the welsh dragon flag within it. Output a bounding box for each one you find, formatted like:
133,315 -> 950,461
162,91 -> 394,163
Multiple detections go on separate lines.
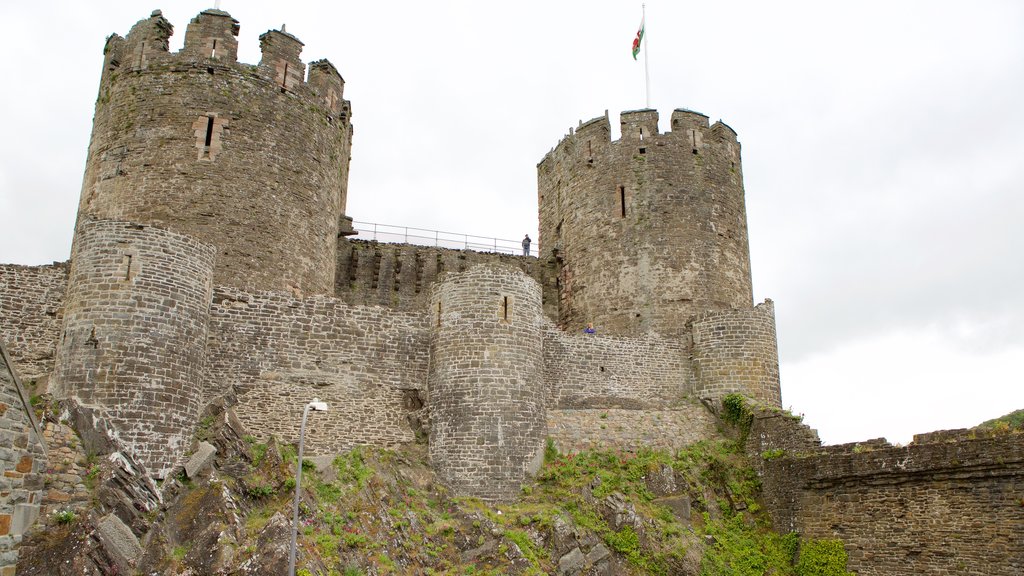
632,15 -> 645,60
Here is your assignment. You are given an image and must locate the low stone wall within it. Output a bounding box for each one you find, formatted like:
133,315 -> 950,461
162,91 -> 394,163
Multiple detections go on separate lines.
543,327 -> 691,408
547,404 -> 718,454
0,263 -> 68,382
206,287 -> 431,455
760,426 -> 1024,576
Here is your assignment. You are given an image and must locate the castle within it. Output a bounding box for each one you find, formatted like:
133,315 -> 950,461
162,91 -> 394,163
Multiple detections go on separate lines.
1,9 -> 1021,575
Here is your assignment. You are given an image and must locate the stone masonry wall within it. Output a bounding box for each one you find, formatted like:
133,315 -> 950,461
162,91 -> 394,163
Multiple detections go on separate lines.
690,300 -> 781,407
205,287 -> 430,455
543,326 -> 691,408
761,427 -> 1024,576
0,343 -> 47,576
336,239 -> 556,319
0,263 -> 68,382
77,10 -> 352,295
428,265 -> 546,501
537,108 -> 753,337
547,405 -> 719,454
53,219 -> 216,478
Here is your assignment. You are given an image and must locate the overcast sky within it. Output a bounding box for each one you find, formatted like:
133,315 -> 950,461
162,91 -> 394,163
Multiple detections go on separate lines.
1,1 -> 1021,445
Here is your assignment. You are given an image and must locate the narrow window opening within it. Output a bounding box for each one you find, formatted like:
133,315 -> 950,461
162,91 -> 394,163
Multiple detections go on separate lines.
619,186 -> 626,218
137,41 -> 146,68
437,302 -> 442,326
282,62 -> 289,88
639,147 -> 646,154
124,255 -> 133,280
211,39 -> 217,58
207,67 -> 215,74
502,296 -> 509,321
639,127 -> 644,141
204,116 -> 215,147
586,140 -> 592,157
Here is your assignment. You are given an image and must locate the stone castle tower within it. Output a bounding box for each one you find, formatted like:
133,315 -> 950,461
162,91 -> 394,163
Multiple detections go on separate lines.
539,109 -> 780,406
76,9 -> 353,296
53,9 -> 353,477
538,109 -> 752,337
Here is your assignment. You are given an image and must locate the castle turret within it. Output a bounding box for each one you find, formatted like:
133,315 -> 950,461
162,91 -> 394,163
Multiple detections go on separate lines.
427,264 -> 546,501
52,219 -> 216,478
691,300 -> 781,407
77,10 -> 353,296
538,108 -> 752,337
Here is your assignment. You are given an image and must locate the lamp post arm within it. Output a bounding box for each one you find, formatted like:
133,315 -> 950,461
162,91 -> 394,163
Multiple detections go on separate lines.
288,404 -> 312,576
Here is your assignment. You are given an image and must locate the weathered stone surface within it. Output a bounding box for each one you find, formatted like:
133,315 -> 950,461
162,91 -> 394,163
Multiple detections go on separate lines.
185,442 -> 217,478
52,220 -> 216,478
0,343 -> 47,575
95,513 -> 143,571
558,546 -> 585,575
756,418 -> 1024,576
428,265 -> 546,501
538,109 -> 752,338
77,10 -> 353,296
0,263 -> 67,381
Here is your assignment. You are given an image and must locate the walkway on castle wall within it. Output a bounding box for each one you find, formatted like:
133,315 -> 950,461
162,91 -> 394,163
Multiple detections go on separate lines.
351,221 -> 538,256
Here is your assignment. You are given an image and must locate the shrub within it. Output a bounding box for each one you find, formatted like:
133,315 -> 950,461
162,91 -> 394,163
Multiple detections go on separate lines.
795,539 -> 854,576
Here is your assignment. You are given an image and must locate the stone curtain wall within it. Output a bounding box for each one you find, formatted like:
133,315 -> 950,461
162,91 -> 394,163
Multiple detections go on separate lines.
537,108 -> 753,337
690,300 -> 781,407
760,426 -> 1024,576
77,10 -> 352,295
206,287 -> 430,454
53,220 -> 216,478
547,405 -> 719,454
336,239 -> 555,319
543,326 -> 691,408
0,263 -> 68,381
428,265 -> 546,501
0,343 -> 47,575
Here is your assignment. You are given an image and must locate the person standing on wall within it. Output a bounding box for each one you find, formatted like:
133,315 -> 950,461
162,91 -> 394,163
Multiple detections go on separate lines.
522,235 -> 531,256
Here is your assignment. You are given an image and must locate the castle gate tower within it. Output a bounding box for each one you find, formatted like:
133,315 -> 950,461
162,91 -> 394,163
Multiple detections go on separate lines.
52,219 -> 216,478
427,265 -> 546,501
75,9 -> 353,295
538,109 -> 753,337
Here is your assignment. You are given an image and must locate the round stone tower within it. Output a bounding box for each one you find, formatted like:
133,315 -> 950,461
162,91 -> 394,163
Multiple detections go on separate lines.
538,108 -> 752,337
690,300 -> 781,407
427,264 -> 545,501
52,219 -> 216,478
76,9 -> 353,295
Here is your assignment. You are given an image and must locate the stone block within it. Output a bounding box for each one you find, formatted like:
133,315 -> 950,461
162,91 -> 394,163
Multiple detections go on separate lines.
0,515 -> 9,536
185,442 -> 217,478
9,503 -> 40,536
557,547 -> 585,575
96,513 -> 142,571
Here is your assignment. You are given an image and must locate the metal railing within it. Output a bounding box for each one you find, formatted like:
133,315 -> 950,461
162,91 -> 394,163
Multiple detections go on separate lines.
350,221 -> 538,256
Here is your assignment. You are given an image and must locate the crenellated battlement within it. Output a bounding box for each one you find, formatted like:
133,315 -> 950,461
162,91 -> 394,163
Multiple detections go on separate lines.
99,9 -> 348,117
540,107 -> 740,170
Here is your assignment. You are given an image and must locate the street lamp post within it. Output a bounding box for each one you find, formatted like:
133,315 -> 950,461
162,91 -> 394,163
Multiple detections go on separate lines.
288,398 -> 329,576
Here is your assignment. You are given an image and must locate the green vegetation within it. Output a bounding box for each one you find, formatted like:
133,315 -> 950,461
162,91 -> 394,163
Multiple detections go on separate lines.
795,540 -> 855,576
977,408 -> 1024,431
161,430 -> 853,575
53,509 -> 77,525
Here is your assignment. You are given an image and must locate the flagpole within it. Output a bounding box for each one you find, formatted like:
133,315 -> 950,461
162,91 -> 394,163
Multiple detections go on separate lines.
643,4 -> 650,108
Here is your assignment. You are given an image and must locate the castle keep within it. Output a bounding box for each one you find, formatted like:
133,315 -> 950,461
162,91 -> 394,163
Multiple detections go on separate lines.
1,8 -> 1021,575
